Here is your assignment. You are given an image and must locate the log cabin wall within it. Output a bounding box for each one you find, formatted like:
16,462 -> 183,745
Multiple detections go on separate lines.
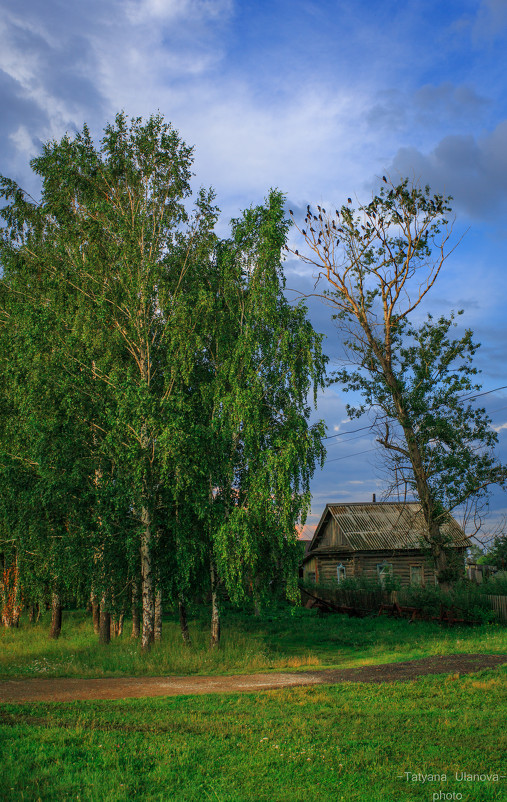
303,557 -> 318,584
358,552 -> 436,586
303,550 -> 462,587
317,555 -> 356,584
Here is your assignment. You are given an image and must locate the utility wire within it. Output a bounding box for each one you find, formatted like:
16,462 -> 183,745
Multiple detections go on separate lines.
323,423 -> 372,440
326,430 -> 372,447
322,383 -> 507,442
458,384 -> 507,403
324,448 -> 376,465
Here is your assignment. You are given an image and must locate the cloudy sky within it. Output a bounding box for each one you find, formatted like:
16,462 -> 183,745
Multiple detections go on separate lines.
1,0 -> 507,540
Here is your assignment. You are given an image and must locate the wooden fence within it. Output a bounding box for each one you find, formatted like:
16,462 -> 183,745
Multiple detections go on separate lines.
486,595 -> 507,622
301,585 -> 507,623
300,586 -> 392,614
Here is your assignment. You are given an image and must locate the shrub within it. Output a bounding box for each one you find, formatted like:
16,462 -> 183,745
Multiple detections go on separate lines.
399,581 -> 497,623
479,573 -> 507,597
399,585 -> 445,618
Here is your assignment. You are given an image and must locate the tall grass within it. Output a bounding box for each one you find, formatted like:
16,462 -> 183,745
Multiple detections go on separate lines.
1,604 -> 506,679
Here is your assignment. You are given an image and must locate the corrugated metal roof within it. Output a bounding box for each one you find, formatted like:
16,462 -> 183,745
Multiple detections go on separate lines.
313,502 -> 468,551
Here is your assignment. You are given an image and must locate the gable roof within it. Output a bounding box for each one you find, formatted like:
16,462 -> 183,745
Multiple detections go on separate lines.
306,502 -> 469,554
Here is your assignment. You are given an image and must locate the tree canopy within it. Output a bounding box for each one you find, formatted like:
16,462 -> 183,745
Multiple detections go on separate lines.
0,112 -> 326,643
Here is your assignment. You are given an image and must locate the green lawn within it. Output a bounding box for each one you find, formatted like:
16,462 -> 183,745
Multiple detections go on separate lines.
1,668 -> 506,801
1,605 -> 506,679
2,608 -> 506,801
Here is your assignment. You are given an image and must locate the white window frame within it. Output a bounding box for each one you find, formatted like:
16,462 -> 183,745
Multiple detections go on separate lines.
410,565 -> 424,585
377,561 -> 393,587
336,563 -> 346,583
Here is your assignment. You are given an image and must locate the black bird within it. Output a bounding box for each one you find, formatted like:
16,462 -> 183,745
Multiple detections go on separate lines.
382,176 -> 387,183
347,198 -> 352,204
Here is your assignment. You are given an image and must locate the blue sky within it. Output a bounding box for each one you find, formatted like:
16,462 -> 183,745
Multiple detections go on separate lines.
1,0 -> 507,541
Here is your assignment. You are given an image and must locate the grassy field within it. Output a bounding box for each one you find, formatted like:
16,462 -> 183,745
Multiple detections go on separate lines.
1,607 -> 506,801
1,668 -> 506,801
1,604 -> 507,679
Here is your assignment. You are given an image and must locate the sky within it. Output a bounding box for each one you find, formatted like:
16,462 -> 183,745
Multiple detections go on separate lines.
1,0 -> 507,542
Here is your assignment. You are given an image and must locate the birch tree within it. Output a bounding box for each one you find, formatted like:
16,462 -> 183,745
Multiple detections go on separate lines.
200,191 -> 327,643
0,113 -> 213,648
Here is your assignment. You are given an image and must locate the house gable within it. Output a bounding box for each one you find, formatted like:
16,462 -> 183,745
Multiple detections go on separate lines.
316,512 -> 348,548
306,505 -> 353,553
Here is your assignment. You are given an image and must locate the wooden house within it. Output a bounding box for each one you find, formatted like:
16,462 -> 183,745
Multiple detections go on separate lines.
301,502 -> 469,587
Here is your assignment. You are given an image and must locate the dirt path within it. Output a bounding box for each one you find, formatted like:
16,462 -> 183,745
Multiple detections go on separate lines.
0,654 -> 505,704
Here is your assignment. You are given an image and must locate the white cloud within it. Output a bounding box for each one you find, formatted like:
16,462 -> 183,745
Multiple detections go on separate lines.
126,0 -> 232,22
8,125 -> 38,158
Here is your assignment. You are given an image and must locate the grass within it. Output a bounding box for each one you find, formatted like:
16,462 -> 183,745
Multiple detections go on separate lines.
1,604 -> 506,679
1,606 -> 506,800
0,667 -> 506,801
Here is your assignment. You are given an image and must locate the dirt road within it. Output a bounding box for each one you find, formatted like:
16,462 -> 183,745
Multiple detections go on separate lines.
0,653 -> 505,704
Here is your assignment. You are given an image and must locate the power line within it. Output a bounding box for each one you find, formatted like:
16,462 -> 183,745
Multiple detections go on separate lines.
326,430 -> 371,447
487,404 -> 507,416
324,448 -> 376,465
323,423 -> 372,440
459,384 -> 507,403
322,383 -> 507,442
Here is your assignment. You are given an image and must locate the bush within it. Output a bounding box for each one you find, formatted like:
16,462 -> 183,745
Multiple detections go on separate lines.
399,581 -> 497,623
479,572 -> 507,597
399,585 -> 445,618
301,575 -> 398,594
301,576 -> 502,623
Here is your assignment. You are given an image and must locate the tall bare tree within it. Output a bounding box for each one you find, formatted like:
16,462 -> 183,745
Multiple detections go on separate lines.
290,177 -> 505,582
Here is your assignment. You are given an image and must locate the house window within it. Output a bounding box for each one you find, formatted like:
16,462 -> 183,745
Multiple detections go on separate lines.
307,571 -> 316,585
410,565 -> 424,585
377,562 -> 393,587
337,564 -> 346,583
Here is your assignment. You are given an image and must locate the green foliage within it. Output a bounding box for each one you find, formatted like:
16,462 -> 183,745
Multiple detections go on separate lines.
310,575 -> 387,592
301,574 -> 503,623
338,312 -> 504,517
479,573 -> 507,596
483,534 -> 507,570
0,112 -> 202,615
0,113 -> 326,632
398,582 -> 495,623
